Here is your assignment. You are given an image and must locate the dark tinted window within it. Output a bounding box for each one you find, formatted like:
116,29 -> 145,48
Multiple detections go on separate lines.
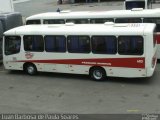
91,36 -> 117,54
115,18 -> 142,23
24,35 -> 44,52
118,36 -> 143,55
43,19 -> 65,24
26,20 -> 41,25
66,19 -> 89,24
5,36 -> 21,55
45,35 -> 66,52
125,1 -> 145,10
90,18 -> 114,24
67,36 -> 90,53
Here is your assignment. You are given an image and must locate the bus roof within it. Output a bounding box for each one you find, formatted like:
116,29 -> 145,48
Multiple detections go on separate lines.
4,23 -> 155,36
26,9 -> 160,20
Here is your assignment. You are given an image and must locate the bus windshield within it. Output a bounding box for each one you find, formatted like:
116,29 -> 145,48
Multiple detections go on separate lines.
125,1 -> 145,9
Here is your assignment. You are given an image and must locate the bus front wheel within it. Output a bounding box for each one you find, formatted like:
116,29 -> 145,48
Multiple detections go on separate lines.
24,63 -> 37,75
90,67 -> 106,81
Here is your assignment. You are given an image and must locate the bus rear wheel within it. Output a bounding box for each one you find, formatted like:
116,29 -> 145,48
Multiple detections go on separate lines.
24,63 -> 37,75
90,67 -> 106,81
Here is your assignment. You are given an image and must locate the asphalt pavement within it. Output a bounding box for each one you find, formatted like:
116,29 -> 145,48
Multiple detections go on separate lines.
13,0 -> 128,17
14,0 -> 160,17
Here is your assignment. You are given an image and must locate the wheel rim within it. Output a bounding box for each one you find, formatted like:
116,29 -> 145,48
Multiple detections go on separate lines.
93,70 -> 102,80
27,66 -> 35,74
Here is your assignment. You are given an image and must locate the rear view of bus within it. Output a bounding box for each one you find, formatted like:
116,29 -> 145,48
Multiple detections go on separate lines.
3,23 -> 157,81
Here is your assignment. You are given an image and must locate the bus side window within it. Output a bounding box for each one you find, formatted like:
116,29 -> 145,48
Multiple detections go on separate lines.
45,35 -> 66,52
23,35 -> 44,52
43,19 -> 65,24
67,35 -> 90,53
115,18 -> 142,23
26,20 -> 41,25
91,36 -> 117,54
125,1 -> 145,10
66,19 -> 74,23
118,36 -> 143,55
90,18 -> 114,24
66,19 -> 89,24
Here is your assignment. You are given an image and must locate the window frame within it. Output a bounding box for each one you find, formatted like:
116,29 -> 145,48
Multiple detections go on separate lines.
43,19 -> 65,24
26,20 -> 41,25
118,35 -> 144,55
90,18 -> 114,24
44,35 -> 66,53
91,35 -> 117,54
67,35 -> 91,53
66,19 -> 89,24
23,35 -> 44,52
4,36 -> 21,55
115,18 -> 142,23
125,1 -> 145,10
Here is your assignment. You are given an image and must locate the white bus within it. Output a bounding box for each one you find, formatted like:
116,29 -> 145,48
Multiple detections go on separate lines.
3,23 -> 157,81
124,0 -> 152,10
25,9 -> 160,59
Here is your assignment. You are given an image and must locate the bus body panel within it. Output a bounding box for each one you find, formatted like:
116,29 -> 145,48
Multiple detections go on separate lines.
143,34 -> 157,77
3,53 -> 148,78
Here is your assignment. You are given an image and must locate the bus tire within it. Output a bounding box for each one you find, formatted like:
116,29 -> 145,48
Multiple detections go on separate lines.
90,67 -> 106,81
24,63 -> 37,75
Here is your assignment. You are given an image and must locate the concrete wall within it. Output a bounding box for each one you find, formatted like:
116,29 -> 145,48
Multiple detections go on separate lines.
0,0 -> 14,12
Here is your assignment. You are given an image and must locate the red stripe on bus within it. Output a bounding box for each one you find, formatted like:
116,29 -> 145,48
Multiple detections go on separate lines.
156,34 -> 160,44
17,58 -> 145,68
